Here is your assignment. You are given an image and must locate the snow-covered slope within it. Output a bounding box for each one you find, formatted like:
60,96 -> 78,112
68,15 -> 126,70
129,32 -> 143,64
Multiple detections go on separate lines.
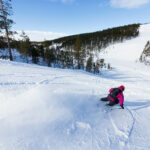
100,24 -> 150,62
1,24 -> 150,150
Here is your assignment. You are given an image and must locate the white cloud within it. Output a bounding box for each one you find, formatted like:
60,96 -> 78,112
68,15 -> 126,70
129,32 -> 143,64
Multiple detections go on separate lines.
15,31 -> 67,42
110,0 -> 150,8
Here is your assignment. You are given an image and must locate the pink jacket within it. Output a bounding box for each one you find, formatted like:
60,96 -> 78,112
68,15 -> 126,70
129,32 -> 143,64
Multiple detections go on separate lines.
108,87 -> 124,106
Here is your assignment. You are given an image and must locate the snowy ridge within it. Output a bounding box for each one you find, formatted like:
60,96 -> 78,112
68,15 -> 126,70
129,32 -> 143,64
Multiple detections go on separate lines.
0,24 -> 150,150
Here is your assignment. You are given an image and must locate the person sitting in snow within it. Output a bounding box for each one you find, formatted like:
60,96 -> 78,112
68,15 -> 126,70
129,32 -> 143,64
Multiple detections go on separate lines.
101,85 -> 125,109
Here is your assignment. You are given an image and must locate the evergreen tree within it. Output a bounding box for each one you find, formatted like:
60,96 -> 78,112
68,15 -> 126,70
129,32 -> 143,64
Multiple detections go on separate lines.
63,51 -> 71,68
74,36 -> 85,69
39,45 -> 45,60
30,45 -> 39,64
86,56 -> 93,72
59,50 -> 65,68
45,48 -> 55,67
19,31 -> 31,63
74,35 -> 81,69
0,0 -> 13,60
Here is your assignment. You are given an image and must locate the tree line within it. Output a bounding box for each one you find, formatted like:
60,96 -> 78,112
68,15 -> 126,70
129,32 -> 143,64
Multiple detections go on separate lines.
0,24 -> 140,73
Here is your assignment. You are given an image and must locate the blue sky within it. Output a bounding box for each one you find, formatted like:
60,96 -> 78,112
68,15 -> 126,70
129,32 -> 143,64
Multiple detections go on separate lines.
12,0 -> 150,41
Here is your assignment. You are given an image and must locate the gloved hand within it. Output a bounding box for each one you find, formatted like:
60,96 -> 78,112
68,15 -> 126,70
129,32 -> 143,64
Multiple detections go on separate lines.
121,105 -> 124,109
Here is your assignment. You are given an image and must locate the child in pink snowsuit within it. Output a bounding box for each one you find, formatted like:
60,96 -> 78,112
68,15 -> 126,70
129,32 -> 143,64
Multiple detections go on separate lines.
101,85 -> 125,109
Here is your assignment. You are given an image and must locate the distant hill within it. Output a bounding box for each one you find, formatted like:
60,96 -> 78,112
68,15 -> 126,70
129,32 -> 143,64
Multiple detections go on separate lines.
42,24 -> 140,50
0,23 -> 140,73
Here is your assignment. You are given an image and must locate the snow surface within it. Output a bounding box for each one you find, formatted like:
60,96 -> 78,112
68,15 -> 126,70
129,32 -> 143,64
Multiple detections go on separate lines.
1,24 -> 150,150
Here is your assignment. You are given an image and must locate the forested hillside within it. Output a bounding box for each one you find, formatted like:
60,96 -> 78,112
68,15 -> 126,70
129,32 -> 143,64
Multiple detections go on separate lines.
0,24 -> 140,73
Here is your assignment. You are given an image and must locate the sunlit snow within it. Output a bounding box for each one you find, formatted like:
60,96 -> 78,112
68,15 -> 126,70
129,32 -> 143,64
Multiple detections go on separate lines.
0,24 -> 150,150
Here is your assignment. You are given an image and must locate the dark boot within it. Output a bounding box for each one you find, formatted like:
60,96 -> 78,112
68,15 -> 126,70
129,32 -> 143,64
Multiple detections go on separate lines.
108,100 -> 116,106
101,97 -> 109,101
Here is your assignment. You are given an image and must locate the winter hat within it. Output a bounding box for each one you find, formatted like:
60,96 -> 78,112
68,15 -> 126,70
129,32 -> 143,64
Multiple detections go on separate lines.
120,85 -> 125,90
